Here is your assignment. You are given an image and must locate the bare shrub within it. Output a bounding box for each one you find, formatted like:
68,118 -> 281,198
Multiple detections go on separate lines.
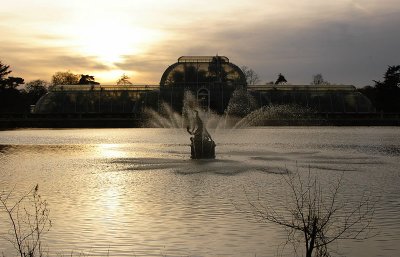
248,169 -> 376,257
0,185 -> 51,257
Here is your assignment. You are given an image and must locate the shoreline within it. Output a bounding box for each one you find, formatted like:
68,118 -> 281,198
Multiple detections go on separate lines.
1,113 -> 400,129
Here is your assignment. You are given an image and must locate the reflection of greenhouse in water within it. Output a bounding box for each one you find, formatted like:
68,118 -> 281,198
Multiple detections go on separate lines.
34,56 -> 375,115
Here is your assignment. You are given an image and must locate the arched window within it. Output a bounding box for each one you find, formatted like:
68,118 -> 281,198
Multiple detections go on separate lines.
197,88 -> 209,111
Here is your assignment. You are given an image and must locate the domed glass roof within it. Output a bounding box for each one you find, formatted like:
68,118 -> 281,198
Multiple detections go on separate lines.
160,56 -> 246,88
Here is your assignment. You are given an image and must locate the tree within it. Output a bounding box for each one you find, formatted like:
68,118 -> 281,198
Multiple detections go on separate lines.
0,61 -> 26,113
381,65 -> 400,87
78,74 -> 100,85
51,71 -> 80,86
275,73 -> 287,85
373,65 -> 400,112
360,65 -> 400,112
311,74 -> 330,85
248,170 -> 375,257
241,66 -> 260,85
1,76 -> 25,89
0,61 -> 12,81
25,80 -> 49,102
0,61 -> 24,89
116,73 -> 133,85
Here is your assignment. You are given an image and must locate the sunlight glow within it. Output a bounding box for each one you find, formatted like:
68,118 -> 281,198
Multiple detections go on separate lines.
94,69 -> 136,84
69,19 -> 162,65
96,144 -> 126,158
104,187 -> 120,212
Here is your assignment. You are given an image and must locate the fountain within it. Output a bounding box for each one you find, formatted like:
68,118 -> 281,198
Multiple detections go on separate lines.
186,110 -> 216,159
144,89 -> 315,159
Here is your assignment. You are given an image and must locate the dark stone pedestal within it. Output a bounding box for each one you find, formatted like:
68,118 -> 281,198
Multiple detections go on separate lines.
190,137 -> 216,159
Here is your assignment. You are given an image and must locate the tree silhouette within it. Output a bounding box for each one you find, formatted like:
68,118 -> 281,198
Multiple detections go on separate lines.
0,185 -> 51,257
360,65 -> 400,112
275,73 -> 287,85
248,170 -> 375,257
0,61 -> 26,112
51,71 -> 80,85
25,80 -> 49,102
241,66 -> 260,85
78,74 -> 100,85
0,61 -> 24,89
116,73 -> 132,85
0,61 -> 12,81
311,74 -> 330,85
381,65 -> 400,87
1,76 -> 25,89
374,65 -> 400,112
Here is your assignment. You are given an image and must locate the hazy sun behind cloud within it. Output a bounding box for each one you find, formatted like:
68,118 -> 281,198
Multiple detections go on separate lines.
66,18 -> 164,65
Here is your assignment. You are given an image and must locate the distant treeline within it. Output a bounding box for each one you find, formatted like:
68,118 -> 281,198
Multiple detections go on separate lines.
0,62 -> 101,113
1,61 -> 47,113
358,65 -> 400,113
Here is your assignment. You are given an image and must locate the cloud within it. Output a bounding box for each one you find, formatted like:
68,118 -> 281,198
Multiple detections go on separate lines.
113,54 -> 169,84
144,4 -> 400,86
115,55 -> 170,72
114,5 -> 400,86
1,0 -> 400,85
0,42 -> 112,81
36,55 -> 111,71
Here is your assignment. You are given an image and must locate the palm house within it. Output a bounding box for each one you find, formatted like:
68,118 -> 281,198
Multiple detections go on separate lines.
158,56 -> 247,113
33,55 -> 375,116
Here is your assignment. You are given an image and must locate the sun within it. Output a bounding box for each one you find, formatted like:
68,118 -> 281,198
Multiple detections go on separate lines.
70,19 -> 161,65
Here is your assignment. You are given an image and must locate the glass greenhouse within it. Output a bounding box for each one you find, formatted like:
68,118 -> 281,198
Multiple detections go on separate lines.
158,56 -> 247,113
160,56 -> 246,88
34,85 -> 158,114
33,56 -> 375,115
248,85 -> 375,113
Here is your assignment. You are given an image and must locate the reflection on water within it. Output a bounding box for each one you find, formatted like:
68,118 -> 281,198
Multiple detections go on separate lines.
0,127 -> 399,256
96,144 -> 127,158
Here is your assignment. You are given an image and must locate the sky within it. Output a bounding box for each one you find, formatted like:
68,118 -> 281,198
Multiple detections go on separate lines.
1,0 -> 399,87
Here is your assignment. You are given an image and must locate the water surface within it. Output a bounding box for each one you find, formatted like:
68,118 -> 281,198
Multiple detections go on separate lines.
0,127 -> 399,256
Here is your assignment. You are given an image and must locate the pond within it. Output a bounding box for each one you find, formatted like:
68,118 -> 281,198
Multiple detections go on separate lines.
0,127 -> 399,256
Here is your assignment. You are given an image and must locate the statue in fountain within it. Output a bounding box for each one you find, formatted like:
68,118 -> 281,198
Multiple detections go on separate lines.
187,110 -> 216,159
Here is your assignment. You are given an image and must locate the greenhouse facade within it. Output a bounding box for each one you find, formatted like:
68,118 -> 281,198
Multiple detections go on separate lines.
33,56 -> 375,115
248,84 -> 374,113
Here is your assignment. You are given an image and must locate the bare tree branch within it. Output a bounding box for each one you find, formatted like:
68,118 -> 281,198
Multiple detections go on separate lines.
0,185 -> 51,257
247,168 -> 376,257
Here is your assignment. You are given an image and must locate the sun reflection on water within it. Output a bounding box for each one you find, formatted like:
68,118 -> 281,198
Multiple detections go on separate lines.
96,144 -> 126,158
103,187 -> 120,212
